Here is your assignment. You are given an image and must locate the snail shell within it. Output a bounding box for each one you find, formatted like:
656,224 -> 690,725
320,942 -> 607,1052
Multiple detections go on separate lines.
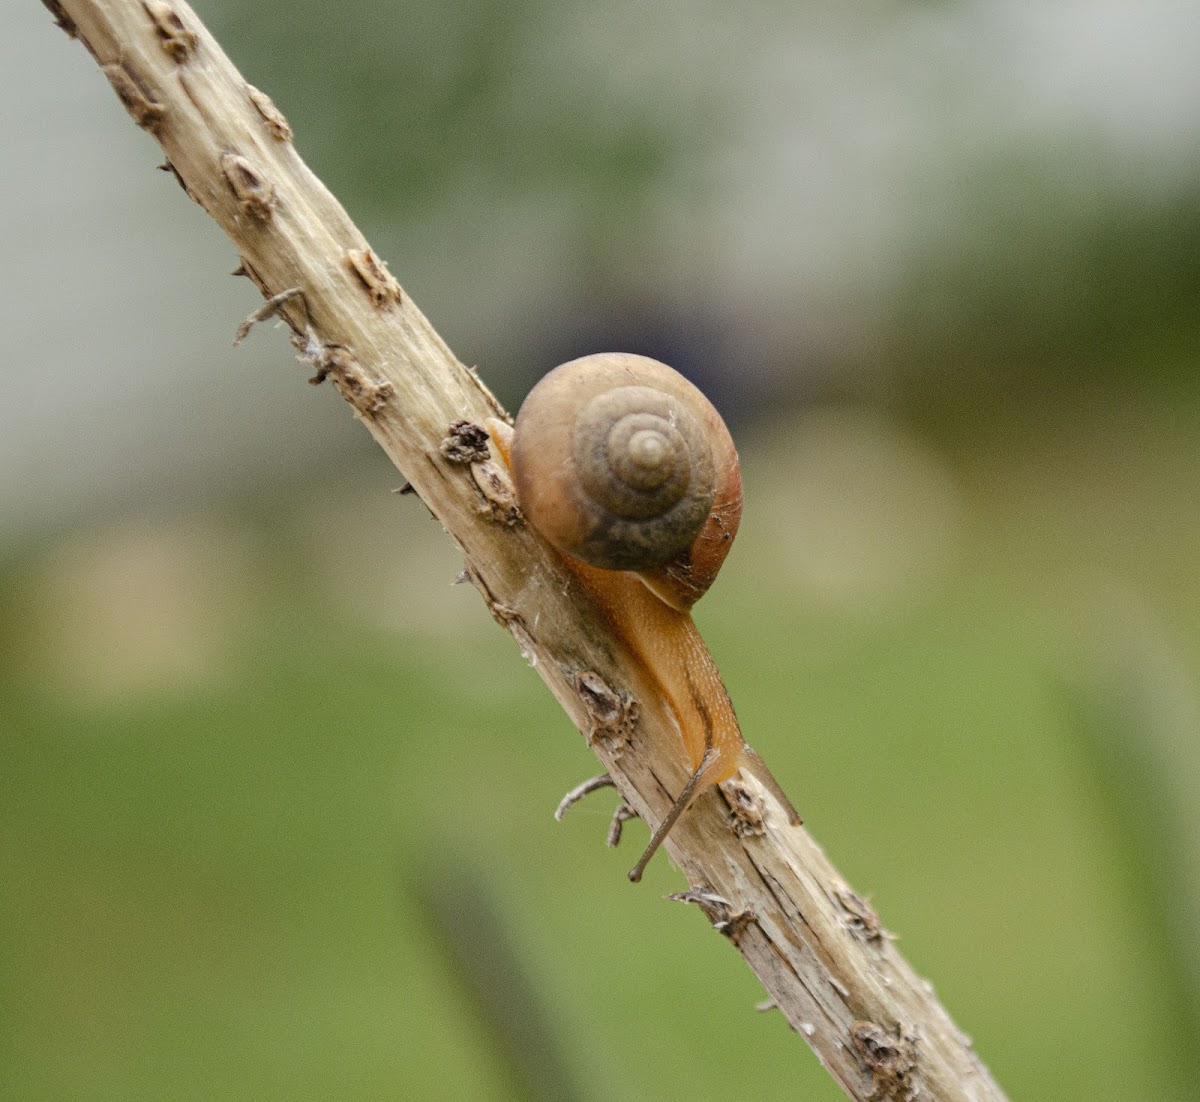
510,353 -> 741,611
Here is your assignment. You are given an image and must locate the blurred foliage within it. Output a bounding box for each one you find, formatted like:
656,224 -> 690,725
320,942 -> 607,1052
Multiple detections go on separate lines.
208,0 -> 682,250
4,405 -> 1200,1099
6,0 -> 1200,1099
885,163 -> 1200,420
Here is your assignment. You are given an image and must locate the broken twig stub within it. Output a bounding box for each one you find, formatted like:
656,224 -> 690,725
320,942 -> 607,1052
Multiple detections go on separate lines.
571,669 -> 638,755
851,1021 -> 919,1102
247,84 -> 292,141
142,0 -> 197,62
221,153 -> 276,221
347,247 -> 403,307
233,286 -> 303,345
101,62 -> 164,129
721,775 -> 767,838
834,882 -> 887,943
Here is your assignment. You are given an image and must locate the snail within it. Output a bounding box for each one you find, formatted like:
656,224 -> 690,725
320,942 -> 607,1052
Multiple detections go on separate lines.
487,352 -> 799,881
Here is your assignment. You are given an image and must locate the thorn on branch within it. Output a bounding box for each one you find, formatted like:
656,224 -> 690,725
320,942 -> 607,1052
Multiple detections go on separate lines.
553,775 -> 638,852
666,887 -> 725,908
606,802 -> 637,847
233,287 -> 304,345
459,564 -> 525,632
157,159 -> 199,202
667,888 -> 756,942
229,259 -> 261,289
41,0 -> 77,37
554,774 -> 616,821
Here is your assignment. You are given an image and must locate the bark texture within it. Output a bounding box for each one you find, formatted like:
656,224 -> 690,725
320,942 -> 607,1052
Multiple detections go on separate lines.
42,2 -> 1010,1099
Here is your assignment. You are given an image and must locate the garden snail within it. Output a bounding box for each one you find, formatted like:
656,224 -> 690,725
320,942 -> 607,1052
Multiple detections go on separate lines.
488,353 -> 798,881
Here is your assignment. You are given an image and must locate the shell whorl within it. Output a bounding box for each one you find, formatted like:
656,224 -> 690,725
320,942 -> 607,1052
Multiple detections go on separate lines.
569,382 -> 716,569
511,353 -> 741,609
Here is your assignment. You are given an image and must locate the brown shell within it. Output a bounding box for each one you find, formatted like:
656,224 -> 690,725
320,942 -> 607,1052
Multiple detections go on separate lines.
510,353 -> 741,611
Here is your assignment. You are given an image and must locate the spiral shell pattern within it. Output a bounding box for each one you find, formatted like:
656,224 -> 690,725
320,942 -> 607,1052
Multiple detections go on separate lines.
510,353 -> 740,597
567,383 -> 715,569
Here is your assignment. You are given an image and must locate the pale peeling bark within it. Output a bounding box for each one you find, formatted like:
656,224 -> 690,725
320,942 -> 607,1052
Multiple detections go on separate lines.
40,3 -> 1010,1099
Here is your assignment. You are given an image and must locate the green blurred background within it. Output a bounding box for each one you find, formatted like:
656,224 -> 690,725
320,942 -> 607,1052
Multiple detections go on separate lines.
4,1 -> 1200,1099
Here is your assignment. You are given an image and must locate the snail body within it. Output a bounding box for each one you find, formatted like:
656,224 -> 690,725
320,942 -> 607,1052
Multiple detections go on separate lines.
494,353 -> 787,881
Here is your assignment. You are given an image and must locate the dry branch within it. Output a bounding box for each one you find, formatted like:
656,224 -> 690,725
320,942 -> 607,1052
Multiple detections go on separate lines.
41,2 -> 1009,1099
